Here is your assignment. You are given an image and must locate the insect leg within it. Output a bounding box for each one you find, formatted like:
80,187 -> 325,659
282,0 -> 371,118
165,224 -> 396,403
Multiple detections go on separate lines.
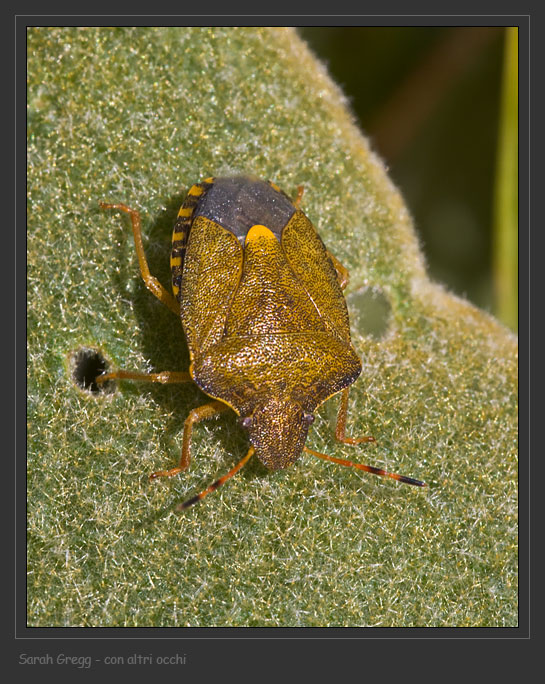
176,446 -> 255,510
97,370 -> 192,385
150,401 -> 230,479
326,251 -> 350,290
334,387 -> 376,445
99,201 -> 180,315
324,388 -> 426,486
293,185 -> 305,208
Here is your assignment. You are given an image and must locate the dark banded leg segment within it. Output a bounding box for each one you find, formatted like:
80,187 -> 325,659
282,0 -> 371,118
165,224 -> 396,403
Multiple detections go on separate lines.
99,201 -> 180,315
176,446 -> 255,511
303,446 -> 426,487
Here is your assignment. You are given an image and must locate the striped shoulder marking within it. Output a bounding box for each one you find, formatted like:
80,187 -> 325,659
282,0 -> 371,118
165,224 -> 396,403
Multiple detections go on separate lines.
171,178 -> 215,299
176,177 -> 215,217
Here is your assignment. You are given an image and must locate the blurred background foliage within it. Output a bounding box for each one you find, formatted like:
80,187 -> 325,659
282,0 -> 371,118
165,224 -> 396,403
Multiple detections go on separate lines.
300,26 -> 517,331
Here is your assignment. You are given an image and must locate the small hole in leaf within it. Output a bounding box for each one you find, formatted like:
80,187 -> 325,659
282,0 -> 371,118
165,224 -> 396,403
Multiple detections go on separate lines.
348,286 -> 392,339
70,347 -> 113,394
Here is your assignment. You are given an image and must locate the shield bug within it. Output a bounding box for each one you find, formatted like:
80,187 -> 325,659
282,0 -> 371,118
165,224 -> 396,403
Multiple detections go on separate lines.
99,176 -> 425,509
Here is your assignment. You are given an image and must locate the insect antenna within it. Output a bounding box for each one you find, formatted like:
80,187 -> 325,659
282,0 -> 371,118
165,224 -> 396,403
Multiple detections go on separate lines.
303,447 -> 426,487
176,447 -> 255,511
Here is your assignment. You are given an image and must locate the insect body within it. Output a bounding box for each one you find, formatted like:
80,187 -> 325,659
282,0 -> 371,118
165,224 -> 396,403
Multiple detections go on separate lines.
99,176 -> 425,509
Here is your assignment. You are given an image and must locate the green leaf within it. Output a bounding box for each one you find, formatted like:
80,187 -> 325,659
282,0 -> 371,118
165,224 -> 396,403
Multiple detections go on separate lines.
28,27 -> 517,627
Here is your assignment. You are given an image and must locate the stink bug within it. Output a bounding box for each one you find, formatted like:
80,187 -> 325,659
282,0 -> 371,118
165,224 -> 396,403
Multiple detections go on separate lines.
99,176 -> 425,509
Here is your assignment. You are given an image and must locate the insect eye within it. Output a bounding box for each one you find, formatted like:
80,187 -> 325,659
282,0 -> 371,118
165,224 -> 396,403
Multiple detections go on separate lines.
240,416 -> 253,429
303,413 -> 315,425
